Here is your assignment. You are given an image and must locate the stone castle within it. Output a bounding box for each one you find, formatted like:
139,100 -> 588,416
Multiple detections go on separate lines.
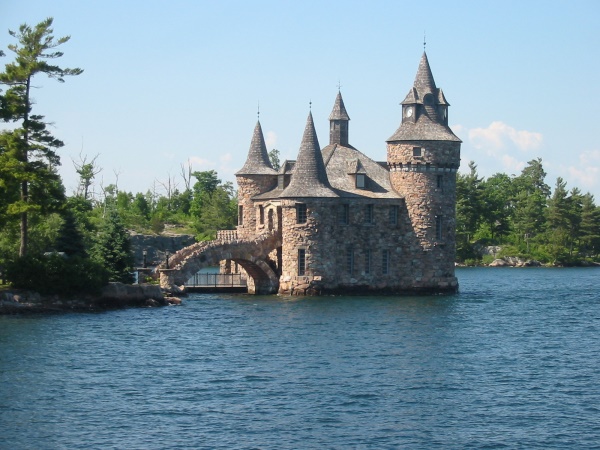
160,52 -> 461,295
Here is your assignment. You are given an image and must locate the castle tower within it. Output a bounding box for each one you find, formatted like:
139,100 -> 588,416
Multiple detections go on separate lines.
235,121 -> 278,237
329,91 -> 350,146
387,52 -> 461,289
278,112 -> 338,293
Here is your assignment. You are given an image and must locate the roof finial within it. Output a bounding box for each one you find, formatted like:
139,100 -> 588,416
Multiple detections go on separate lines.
257,101 -> 260,120
309,99 -> 312,111
423,31 -> 426,51
337,79 -> 342,91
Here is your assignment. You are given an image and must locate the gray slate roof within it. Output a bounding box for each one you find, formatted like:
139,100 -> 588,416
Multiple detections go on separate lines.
413,52 -> 437,94
328,91 -> 350,121
387,113 -> 461,142
278,112 -> 338,198
321,144 -> 401,198
236,121 -> 278,176
389,52 -> 461,143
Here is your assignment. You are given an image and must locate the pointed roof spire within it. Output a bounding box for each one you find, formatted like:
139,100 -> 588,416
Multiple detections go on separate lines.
236,120 -> 277,175
388,52 -> 461,143
280,112 -> 337,198
413,51 -> 437,95
328,91 -> 350,121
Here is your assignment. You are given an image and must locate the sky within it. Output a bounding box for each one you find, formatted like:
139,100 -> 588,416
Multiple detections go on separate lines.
1,0 -> 599,200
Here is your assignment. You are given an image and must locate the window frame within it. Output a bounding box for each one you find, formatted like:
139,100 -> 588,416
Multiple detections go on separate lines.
356,174 -> 366,189
382,249 -> 390,275
346,247 -> 354,275
298,248 -> 306,276
389,205 -> 398,225
296,203 -> 307,224
435,215 -> 443,241
366,204 -> 374,224
340,204 -> 350,225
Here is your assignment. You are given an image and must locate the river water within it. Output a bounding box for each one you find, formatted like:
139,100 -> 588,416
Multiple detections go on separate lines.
1,267 -> 599,449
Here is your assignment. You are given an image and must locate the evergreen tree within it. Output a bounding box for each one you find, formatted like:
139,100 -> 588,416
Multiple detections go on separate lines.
456,161 -> 484,249
93,208 -> 134,283
481,173 -> 513,241
512,158 -> 550,244
579,193 -> 600,258
0,18 -> 82,256
55,210 -> 87,257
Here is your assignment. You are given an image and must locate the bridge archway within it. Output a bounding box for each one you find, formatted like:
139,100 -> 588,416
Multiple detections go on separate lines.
158,231 -> 281,295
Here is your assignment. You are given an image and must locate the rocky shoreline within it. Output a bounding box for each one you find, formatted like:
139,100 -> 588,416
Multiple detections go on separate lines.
0,282 -> 183,315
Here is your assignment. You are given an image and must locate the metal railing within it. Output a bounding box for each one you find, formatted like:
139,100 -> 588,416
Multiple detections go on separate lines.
185,273 -> 247,288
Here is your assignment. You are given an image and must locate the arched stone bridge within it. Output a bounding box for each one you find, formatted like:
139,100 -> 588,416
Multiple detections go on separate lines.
157,230 -> 282,295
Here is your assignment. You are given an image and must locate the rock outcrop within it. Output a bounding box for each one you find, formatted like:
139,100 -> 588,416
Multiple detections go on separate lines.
489,257 -> 542,267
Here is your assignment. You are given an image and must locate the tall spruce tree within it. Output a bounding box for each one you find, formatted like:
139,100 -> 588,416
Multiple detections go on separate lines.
93,208 -> 134,284
0,18 -> 82,256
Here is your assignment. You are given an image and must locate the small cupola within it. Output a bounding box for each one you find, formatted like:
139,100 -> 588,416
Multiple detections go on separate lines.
328,91 -> 350,146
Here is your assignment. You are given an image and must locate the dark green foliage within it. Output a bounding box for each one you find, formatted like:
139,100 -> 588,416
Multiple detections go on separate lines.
55,210 -> 87,257
92,208 -> 134,283
0,18 -> 82,256
6,254 -> 108,296
456,158 -> 600,264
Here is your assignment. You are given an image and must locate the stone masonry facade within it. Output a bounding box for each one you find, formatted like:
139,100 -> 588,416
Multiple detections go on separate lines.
160,52 -> 461,295
223,52 -> 461,295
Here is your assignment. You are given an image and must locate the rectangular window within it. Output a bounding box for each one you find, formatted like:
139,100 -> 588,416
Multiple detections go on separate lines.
339,204 -> 350,225
382,249 -> 390,275
413,147 -> 422,157
346,247 -> 354,275
366,204 -> 374,224
296,203 -> 307,224
259,205 -> 264,225
389,205 -> 398,225
437,175 -> 444,190
238,205 -> 243,225
435,215 -> 443,240
365,249 -> 371,275
356,174 -> 366,189
298,249 -> 306,276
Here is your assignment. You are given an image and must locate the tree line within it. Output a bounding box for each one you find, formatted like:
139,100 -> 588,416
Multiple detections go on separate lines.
456,158 -> 600,265
0,18 -> 237,295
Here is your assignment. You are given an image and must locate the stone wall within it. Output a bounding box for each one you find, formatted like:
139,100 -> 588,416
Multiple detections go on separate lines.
130,233 -> 195,267
275,196 -> 457,295
387,139 -> 460,291
236,175 -> 277,239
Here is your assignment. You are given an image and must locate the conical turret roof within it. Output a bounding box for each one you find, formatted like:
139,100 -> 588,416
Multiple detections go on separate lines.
236,121 -> 278,175
328,91 -> 350,121
280,112 -> 338,198
413,51 -> 437,95
388,52 -> 461,142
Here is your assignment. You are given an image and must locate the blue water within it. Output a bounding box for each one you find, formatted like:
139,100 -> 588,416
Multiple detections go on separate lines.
1,267 -> 599,449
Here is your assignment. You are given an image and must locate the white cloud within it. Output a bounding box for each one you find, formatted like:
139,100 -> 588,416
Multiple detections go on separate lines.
469,121 -> 543,153
564,150 -> 600,192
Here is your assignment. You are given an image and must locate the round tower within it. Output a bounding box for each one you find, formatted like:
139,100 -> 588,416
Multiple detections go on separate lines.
387,52 -> 461,290
235,121 -> 278,238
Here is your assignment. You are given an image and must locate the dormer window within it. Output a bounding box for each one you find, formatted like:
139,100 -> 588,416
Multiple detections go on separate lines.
356,174 -> 366,189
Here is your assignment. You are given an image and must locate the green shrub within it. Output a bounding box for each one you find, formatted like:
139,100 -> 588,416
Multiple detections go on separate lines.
6,254 -> 108,296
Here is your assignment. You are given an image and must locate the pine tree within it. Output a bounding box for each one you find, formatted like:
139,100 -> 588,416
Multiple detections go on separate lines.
0,18 -> 83,256
93,208 -> 134,283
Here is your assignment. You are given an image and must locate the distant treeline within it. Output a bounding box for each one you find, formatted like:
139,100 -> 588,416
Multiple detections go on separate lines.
456,158 -> 600,265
